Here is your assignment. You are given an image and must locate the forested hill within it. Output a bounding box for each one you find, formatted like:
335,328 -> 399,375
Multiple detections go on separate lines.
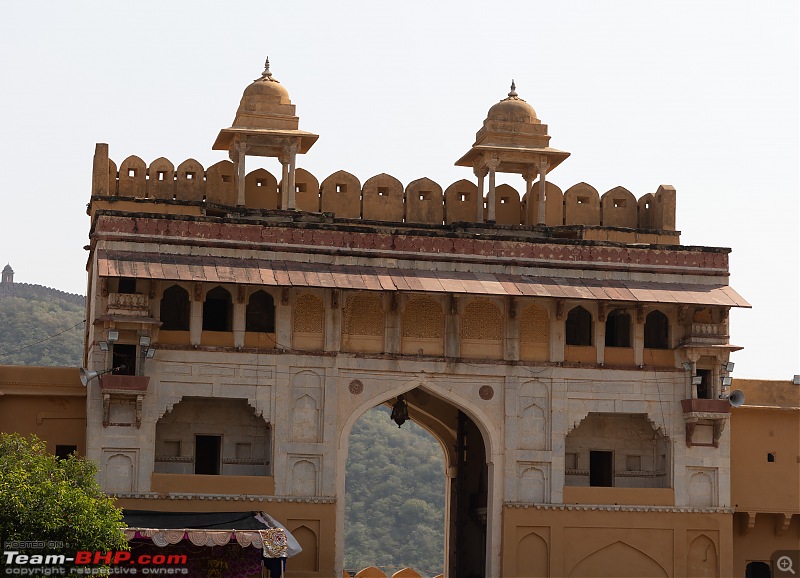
0,281 -> 85,366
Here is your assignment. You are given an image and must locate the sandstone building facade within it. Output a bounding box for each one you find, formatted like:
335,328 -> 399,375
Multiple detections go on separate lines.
3,60 -> 797,577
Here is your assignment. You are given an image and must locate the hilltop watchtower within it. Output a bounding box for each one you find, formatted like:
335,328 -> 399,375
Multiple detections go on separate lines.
2,264 -> 13,284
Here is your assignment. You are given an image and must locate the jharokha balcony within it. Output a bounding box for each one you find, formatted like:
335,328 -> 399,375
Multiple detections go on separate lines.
98,375 -> 150,428
680,398 -> 731,448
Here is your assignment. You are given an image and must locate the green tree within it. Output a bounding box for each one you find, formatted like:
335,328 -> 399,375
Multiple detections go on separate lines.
0,434 -> 128,570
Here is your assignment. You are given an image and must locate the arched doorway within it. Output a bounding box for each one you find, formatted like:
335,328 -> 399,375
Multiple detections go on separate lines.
338,385 -> 492,578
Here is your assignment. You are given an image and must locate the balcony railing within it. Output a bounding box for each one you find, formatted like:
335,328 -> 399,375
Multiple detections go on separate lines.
681,323 -> 729,346
107,292 -> 150,317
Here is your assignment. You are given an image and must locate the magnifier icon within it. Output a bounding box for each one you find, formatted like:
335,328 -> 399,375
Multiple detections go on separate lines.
778,556 -> 796,575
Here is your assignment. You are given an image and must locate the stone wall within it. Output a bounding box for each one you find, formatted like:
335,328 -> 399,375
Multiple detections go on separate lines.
93,153 -> 677,231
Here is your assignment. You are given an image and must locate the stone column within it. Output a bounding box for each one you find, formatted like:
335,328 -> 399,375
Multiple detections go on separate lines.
504,297 -> 519,362
487,166 -> 497,222
474,166 -> 487,222
537,158 -> 549,225
325,290 -> 341,352
280,159 -> 290,210
275,289 -> 292,350
445,295 -> 460,358
286,142 -> 299,210
522,168 -> 537,225
189,292 -> 203,347
232,300 -> 245,349
385,294 -> 401,354
233,139 -> 247,207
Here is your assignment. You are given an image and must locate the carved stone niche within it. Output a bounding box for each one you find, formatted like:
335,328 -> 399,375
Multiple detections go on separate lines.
680,398 -> 730,448
99,375 -> 150,429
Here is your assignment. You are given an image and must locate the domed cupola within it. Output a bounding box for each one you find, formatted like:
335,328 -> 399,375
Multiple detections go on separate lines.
455,81 -> 570,224
213,58 -> 318,209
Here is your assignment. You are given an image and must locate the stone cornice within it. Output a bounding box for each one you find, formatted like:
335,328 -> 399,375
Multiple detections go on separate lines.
90,213 -> 731,277
504,502 -> 734,514
112,492 -> 335,504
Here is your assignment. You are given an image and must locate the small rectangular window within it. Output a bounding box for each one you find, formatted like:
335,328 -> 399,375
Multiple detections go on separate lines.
767,452 -> 776,462
186,172 -> 195,180
195,435 -> 221,475
626,455 -> 641,471
589,450 -> 613,487
377,187 -> 388,197
158,171 -> 166,181
336,184 -> 347,193
500,197 -> 509,204
236,443 -> 252,459
459,193 -> 470,202
419,191 -> 431,201
577,196 -> 589,205
696,369 -> 712,399
221,175 -> 232,183
256,178 -> 266,187
296,183 -> 307,193
128,169 -> 136,178
55,445 -> 77,459
117,277 -> 137,294
163,441 -> 181,457
613,199 -> 626,208
112,344 -> 137,376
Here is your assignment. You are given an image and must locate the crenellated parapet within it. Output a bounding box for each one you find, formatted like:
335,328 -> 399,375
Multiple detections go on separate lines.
92,146 -> 678,235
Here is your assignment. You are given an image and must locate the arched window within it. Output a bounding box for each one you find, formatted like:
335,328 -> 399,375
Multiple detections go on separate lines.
202,286 -> 232,331
566,306 -> 592,346
246,290 -> 275,333
160,285 -> 190,331
745,561 -> 771,578
644,310 -> 669,349
605,308 -> 631,347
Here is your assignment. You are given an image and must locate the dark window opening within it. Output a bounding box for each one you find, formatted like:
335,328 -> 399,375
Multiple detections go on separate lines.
160,285 -> 190,331
767,452 -> 775,463
117,277 -> 137,294
195,435 -> 221,475
55,445 -> 77,459
246,290 -> 275,333
589,450 -> 613,487
644,310 -> 669,349
745,561 -> 771,578
696,369 -> 712,399
112,344 -> 137,375
202,286 -> 232,332
605,308 -> 631,348
566,306 -> 592,346
336,184 -> 347,193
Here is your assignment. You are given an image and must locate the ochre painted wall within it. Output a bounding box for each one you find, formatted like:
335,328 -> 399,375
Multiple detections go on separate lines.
502,506 -> 732,578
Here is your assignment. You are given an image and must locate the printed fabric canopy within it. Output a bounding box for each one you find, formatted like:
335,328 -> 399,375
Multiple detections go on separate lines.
122,510 -> 289,558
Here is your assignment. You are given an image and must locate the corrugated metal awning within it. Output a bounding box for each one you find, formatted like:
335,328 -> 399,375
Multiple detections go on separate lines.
97,250 -> 750,308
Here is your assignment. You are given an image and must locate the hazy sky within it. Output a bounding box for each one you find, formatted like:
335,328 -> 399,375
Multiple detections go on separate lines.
0,1 -> 797,379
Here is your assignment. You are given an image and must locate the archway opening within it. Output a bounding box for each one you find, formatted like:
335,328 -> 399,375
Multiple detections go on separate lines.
344,387 -> 488,578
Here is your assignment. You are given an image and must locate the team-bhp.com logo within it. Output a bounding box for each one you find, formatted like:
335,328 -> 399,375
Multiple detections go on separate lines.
3,544 -> 188,575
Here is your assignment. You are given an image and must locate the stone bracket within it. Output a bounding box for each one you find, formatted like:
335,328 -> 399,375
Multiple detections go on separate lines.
776,513 -> 793,536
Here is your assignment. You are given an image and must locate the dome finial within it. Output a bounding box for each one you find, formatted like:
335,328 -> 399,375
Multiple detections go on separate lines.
257,57 -> 277,82
508,80 -> 518,98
